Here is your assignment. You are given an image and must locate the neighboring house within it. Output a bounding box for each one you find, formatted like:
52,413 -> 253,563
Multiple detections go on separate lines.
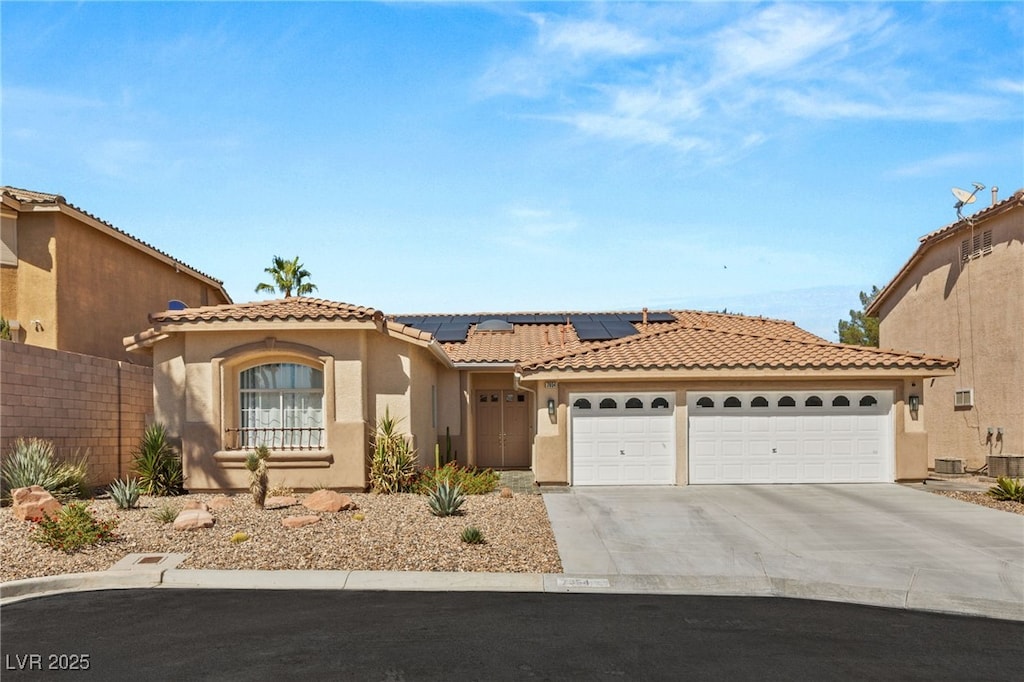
867,188 -> 1023,471
124,297 -> 956,491
1,186 -> 231,364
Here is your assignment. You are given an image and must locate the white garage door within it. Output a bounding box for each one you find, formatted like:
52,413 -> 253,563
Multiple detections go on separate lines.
571,393 -> 675,485
688,390 -> 893,484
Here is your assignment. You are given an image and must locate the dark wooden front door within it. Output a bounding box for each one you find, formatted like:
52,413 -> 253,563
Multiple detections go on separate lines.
475,390 -> 530,469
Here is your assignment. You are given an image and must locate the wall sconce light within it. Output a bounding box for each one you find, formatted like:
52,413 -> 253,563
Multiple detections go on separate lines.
547,398 -> 556,417
908,395 -> 920,414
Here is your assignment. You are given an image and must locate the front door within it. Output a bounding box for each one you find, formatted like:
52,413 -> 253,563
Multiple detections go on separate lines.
475,390 -> 530,469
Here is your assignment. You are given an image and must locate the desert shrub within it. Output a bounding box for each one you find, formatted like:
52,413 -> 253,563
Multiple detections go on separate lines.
245,446 -> 270,508
427,481 -> 466,517
1,438 -> 90,503
412,462 -> 499,495
133,424 -> 184,496
151,504 -> 179,525
30,502 -> 118,552
108,477 -> 141,510
461,526 -> 485,545
987,476 -> 1024,503
369,409 -> 417,494
230,531 -> 250,544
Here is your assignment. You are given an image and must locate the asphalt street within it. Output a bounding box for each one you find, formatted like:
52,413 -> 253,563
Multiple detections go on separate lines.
2,589 -> 1021,681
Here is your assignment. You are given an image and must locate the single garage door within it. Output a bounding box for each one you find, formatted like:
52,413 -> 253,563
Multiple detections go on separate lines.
571,393 -> 675,485
688,390 -> 893,484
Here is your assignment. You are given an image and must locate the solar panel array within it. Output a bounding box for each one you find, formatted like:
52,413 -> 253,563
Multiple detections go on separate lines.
392,312 -> 676,343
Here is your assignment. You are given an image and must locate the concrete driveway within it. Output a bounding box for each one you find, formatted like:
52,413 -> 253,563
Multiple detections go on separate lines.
543,484 -> 1024,620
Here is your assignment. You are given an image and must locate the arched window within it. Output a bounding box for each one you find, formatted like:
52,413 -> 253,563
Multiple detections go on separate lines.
696,397 -> 714,408
751,396 -> 769,408
778,396 -> 796,407
859,395 -> 878,407
573,398 -> 592,410
832,396 -> 850,407
724,396 -> 742,408
239,363 -> 324,450
599,398 -> 617,409
652,397 -> 670,409
805,396 -> 823,407
625,398 -> 644,409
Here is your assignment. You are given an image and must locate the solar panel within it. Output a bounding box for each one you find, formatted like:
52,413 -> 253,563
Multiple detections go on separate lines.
434,324 -> 470,342
534,314 -> 567,324
572,319 -> 613,340
601,320 -> 640,338
505,314 -> 537,324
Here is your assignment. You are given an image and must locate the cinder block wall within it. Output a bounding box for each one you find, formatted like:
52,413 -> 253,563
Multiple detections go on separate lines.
0,340 -> 153,487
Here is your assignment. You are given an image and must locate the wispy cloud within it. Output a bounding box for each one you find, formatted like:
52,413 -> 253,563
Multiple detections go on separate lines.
886,152 -> 990,179
491,203 -> 579,255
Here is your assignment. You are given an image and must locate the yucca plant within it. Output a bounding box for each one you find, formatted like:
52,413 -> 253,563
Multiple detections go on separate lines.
461,526 -> 485,545
244,445 -> 270,508
987,476 -> 1024,503
1,438 -> 90,503
369,408 -> 417,494
427,481 -> 466,517
108,477 -> 141,510
133,424 -> 184,496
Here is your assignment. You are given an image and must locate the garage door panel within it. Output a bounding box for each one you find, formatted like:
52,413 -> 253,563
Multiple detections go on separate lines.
571,394 -> 676,486
688,390 -> 893,484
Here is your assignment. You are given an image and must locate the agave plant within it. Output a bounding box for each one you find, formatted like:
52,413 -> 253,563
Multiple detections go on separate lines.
0,438 -> 89,502
108,477 -> 141,510
427,481 -> 466,517
460,526 -> 485,545
133,424 -> 184,496
369,408 -> 417,494
244,445 -> 270,508
987,476 -> 1024,503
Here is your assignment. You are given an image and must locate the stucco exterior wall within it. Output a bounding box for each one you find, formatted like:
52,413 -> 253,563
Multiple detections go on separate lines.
149,327 -> 445,492
1,206 -> 229,365
876,207 -> 1024,467
529,377 -> 924,486
1,340 -> 153,487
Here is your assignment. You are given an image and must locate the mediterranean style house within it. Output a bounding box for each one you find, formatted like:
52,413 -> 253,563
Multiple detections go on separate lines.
1,186 -> 231,364
867,188 -> 1023,471
124,297 -> 956,491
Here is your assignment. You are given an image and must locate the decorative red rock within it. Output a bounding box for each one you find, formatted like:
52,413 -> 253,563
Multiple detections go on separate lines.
208,496 -> 234,510
282,515 -> 320,529
302,490 -> 356,512
11,486 -> 61,522
173,508 -> 216,530
264,496 -> 298,509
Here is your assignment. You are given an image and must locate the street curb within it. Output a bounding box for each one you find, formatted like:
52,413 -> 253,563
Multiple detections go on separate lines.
3,570 -> 1021,621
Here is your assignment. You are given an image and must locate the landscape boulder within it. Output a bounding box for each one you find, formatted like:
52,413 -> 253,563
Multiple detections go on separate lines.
282,515 -> 320,529
302,490 -> 356,513
264,496 -> 298,509
11,486 -> 61,522
174,508 -> 216,530
208,496 -> 234,511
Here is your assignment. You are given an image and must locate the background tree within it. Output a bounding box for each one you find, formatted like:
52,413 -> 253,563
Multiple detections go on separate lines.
255,255 -> 318,298
837,286 -> 880,346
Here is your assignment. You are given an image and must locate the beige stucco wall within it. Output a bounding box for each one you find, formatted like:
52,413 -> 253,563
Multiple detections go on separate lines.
1,207 -> 229,364
875,207 -> 1023,468
149,326 -> 448,492
528,376 -> 929,486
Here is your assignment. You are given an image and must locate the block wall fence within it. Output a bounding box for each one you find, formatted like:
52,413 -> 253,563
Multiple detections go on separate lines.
1,340 -> 153,487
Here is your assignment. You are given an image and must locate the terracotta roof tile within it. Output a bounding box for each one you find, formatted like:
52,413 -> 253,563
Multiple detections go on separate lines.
150,297 -> 380,324
520,321 -> 957,373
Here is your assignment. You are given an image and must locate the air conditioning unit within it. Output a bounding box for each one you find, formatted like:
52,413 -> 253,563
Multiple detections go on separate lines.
954,389 -> 974,408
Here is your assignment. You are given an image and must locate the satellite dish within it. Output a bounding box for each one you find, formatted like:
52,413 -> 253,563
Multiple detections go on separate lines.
952,183 -> 985,221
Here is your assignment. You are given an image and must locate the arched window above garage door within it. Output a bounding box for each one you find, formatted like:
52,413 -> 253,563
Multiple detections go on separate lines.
751,396 -> 769,407
724,396 -> 742,408
778,396 -> 796,407
805,396 -> 823,407
626,398 -> 644,409
600,398 -> 617,409
832,396 -> 850,407
652,397 -> 670,409
573,398 -> 592,410
696,397 -> 714,408
859,395 -> 878,407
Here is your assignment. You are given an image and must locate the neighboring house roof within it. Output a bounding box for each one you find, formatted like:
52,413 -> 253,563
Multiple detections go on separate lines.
1,185 -> 231,302
148,297 -> 380,324
518,320 -> 958,375
866,188 -> 1024,317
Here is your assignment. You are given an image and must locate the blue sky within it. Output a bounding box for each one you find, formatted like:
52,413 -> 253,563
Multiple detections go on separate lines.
3,2 -> 1022,340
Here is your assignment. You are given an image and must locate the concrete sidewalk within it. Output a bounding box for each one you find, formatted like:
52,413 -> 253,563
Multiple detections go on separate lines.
2,484 -> 1021,621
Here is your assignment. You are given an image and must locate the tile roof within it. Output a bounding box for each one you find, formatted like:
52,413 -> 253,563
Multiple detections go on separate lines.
519,320 -> 957,373
149,297 -> 380,324
1,185 -> 228,291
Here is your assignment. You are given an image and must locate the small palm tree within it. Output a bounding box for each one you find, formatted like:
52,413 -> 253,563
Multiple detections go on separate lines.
255,256 -> 318,298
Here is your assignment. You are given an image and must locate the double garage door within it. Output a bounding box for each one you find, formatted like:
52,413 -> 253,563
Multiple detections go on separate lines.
570,390 -> 893,485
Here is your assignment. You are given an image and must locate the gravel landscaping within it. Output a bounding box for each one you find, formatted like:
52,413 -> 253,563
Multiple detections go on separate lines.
930,490 -> 1024,515
0,490 -> 562,584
